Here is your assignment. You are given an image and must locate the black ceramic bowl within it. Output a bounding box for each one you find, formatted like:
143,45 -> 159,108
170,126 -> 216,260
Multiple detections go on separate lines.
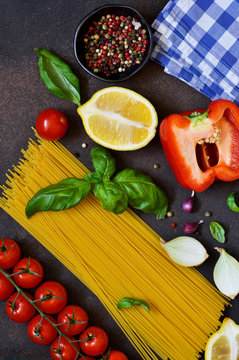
73,4 -> 153,82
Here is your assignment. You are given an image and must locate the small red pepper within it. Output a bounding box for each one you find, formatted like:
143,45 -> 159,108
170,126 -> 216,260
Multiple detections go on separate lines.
160,99 -> 239,192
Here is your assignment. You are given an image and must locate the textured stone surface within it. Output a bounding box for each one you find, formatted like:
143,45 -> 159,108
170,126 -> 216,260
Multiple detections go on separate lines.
0,1 -> 238,359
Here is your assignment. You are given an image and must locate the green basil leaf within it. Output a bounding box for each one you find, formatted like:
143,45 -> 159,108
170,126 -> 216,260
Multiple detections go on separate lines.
114,168 -> 168,218
25,178 -> 91,218
117,297 -> 150,313
90,147 -> 116,178
83,172 -> 102,184
35,48 -> 81,106
133,299 -> 150,313
210,222 -> 225,243
227,192 -> 239,213
94,180 -> 128,214
117,297 -> 135,310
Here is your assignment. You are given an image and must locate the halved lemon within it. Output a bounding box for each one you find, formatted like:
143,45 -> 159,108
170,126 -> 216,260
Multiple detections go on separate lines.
205,318 -> 239,360
77,87 -> 158,150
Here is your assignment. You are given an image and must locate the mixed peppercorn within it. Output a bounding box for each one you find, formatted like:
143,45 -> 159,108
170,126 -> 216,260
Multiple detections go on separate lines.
84,14 -> 148,76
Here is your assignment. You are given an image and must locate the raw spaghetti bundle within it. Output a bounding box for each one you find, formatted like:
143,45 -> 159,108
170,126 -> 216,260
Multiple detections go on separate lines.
0,138 -> 229,360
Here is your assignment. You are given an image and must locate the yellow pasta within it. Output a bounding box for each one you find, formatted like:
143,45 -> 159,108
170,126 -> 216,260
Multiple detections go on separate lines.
0,138 -> 229,360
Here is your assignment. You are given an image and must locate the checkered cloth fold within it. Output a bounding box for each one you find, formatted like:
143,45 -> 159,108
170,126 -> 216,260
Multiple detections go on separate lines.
151,0 -> 239,105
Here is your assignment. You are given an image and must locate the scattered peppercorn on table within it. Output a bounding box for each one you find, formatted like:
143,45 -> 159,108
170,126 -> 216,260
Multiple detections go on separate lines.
1,1 -> 239,360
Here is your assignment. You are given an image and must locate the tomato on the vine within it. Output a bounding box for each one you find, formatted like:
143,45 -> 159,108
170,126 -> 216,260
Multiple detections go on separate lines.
104,350 -> 128,360
0,271 -> 14,300
57,305 -> 88,336
35,109 -> 69,141
50,335 -> 79,360
79,326 -> 109,356
13,257 -> 44,288
5,291 -> 36,322
34,281 -> 67,314
0,238 -> 21,269
28,314 -> 58,345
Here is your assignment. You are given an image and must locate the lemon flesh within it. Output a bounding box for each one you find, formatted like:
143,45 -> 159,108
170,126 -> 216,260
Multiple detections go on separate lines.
205,318 -> 239,360
77,87 -> 158,150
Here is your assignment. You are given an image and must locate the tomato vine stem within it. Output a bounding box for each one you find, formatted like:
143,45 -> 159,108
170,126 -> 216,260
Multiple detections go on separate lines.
0,268 -> 90,360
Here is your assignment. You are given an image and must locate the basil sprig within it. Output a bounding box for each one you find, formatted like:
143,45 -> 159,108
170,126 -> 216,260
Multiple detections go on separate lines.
117,297 -> 150,313
209,222 -> 225,243
227,192 -> 239,213
35,48 -> 81,106
25,146 -> 168,218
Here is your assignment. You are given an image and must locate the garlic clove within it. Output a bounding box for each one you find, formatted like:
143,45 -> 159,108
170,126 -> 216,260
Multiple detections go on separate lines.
160,236 -> 209,267
213,248 -> 239,299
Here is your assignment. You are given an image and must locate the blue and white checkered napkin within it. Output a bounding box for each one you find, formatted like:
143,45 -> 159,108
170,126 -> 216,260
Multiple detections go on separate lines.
151,0 -> 239,105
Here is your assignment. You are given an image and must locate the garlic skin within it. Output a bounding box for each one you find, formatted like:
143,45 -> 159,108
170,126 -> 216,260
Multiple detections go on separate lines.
160,236 -> 209,267
213,248 -> 239,299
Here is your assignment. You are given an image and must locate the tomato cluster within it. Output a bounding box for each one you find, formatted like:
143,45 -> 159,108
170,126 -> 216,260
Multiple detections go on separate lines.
0,238 -> 128,360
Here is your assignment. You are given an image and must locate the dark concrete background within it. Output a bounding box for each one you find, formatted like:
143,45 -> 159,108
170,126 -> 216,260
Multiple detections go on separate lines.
0,1 -> 239,359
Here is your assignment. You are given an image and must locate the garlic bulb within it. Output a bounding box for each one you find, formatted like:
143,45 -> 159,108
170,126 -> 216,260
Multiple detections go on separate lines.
160,236 -> 209,267
213,248 -> 239,299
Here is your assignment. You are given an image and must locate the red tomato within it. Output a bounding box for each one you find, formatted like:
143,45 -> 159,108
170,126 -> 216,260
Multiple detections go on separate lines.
57,305 -> 88,336
50,335 -> 79,360
35,109 -> 68,141
0,271 -> 14,300
79,357 -> 95,360
5,291 -> 36,322
34,281 -> 67,314
104,350 -> 128,360
13,257 -> 44,288
0,238 -> 21,269
28,314 -> 58,345
79,326 -> 109,356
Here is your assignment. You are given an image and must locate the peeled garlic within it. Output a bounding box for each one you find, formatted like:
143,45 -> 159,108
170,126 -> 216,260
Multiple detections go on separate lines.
213,248 -> 239,299
160,236 -> 209,267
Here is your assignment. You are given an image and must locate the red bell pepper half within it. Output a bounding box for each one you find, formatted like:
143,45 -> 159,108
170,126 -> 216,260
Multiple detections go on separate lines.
159,99 -> 239,192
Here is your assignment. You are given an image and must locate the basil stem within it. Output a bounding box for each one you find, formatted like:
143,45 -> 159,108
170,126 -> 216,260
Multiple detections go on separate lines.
227,192 -> 239,213
83,172 -> 102,184
117,297 -> 150,313
25,178 -> 91,218
35,48 -> 81,106
210,222 -> 225,243
94,180 -> 128,214
90,147 -> 116,178
114,168 -> 168,219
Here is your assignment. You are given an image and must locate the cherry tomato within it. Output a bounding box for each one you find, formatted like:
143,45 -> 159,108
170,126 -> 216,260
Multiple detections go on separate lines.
50,335 -> 79,360
35,109 -> 69,141
13,257 -> 44,288
34,281 -> 67,314
0,271 -> 14,300
79,357 -> 95,360
104,350 -> 128,360
57,305 -> 88,336
28,314 -> 58,345
79,326 -> 109,357
0,238 -> 21,269
5,291 -> 36,322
